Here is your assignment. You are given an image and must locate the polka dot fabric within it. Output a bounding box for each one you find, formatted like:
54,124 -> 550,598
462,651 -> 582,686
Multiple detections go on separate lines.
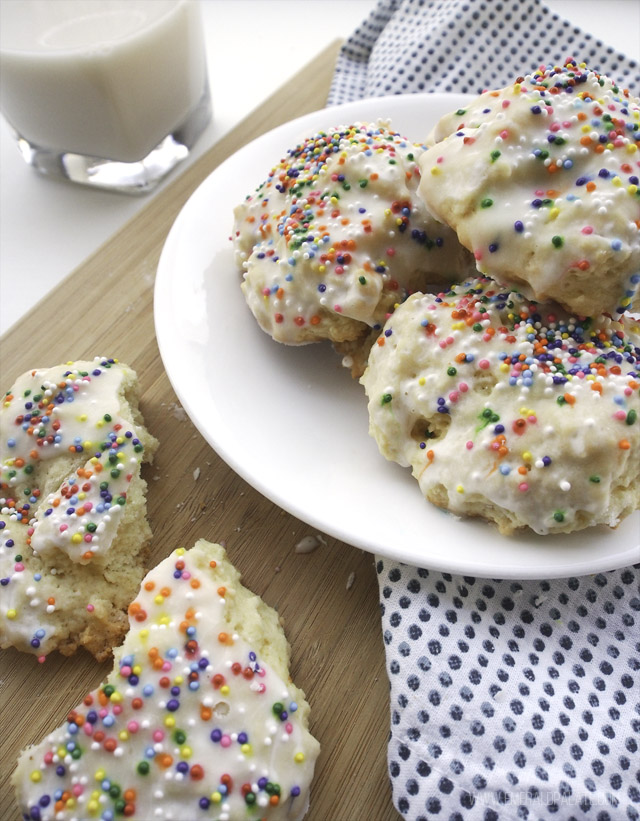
327,0 -> 640,105
377,560 -> 640,819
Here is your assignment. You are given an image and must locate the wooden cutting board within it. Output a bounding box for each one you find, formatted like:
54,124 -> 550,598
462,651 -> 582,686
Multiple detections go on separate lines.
0,41 -> 400,821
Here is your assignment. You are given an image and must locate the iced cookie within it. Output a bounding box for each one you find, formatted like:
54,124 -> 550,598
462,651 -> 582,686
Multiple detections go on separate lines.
361,277 -> 640,535
418,59 -> 640,317
13,539 -> 320,821
233,121 -> 474,345
1,358 -> 158,660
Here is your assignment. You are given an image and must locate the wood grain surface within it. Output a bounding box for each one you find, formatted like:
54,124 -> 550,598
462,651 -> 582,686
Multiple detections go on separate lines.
0,41 -> 398,821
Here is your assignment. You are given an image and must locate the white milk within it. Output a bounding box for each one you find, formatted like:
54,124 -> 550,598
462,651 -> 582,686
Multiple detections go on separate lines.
0,0 -> 208,162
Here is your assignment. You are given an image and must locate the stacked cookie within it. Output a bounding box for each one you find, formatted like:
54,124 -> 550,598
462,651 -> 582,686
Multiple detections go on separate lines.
236,59 -> 640,536
233,120 -> 475,374
362,277 -> 639,535
419,59 -> 639,317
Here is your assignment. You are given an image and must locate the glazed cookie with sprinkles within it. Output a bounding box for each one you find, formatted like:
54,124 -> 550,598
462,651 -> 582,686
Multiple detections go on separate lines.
1,359 -> 158,661
361,276 -> 640,535
13,539 -> 320,821
418,59 -> 640,317
233,121 -> 474,347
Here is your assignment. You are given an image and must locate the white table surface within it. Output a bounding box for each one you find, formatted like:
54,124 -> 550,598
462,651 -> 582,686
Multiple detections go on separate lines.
1,0 -> 638,337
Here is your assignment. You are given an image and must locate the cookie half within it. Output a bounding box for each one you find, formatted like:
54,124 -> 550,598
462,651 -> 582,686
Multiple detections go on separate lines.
1,358 -> 158,660
13,539 -> 320,821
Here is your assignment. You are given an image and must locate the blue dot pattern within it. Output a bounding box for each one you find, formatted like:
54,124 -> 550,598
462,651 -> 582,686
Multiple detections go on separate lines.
376,560 -> 640,819
327,0 -> 640,105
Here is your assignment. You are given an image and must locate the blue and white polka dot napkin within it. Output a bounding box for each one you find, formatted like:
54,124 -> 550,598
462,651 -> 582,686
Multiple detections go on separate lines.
328,0 -> 639,105
376,561 -> 640,820
328,2 -> 640,819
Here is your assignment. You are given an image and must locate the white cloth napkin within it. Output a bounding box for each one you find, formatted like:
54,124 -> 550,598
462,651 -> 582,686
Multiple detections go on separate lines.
327,2 -> 640,818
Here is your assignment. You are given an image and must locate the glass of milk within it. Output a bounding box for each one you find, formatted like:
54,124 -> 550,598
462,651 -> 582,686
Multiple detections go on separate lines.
0,0 -> 211,194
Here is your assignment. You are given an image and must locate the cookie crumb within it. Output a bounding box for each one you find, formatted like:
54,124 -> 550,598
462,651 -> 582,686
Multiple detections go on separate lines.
295,534 -> 327,554
168,402 -> 187,422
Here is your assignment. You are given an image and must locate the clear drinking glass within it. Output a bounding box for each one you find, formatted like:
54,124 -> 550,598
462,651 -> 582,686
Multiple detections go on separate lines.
0,0 -> 211,194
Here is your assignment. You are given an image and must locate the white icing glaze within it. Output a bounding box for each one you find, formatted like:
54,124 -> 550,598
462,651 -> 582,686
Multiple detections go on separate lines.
13,541 -> 320,821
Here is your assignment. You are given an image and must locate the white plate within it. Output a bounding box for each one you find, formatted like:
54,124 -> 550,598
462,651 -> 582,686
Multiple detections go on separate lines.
155,93 -> 640,579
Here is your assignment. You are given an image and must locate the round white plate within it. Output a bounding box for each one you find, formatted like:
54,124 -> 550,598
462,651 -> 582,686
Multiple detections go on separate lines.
154,93 -> 640,579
